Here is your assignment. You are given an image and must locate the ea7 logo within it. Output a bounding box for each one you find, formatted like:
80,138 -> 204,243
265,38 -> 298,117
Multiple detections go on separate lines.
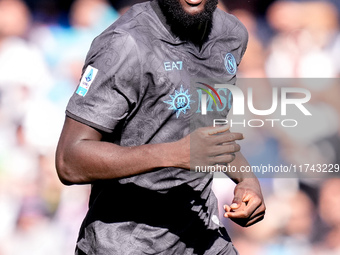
164,61 -> 183,71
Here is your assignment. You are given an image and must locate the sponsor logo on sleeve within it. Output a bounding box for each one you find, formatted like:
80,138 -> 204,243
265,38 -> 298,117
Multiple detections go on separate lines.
76,65 -> 98,97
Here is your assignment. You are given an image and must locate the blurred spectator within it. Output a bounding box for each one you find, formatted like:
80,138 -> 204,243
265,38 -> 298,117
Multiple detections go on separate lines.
0,1 -> 51,249
30,0 -> 119,106
0,0 -> 112,254
316,179 -> 340,255
0,0 -> 52,120
263,1 -> 340,173
1,196 -> 64,255
110,0 -> 147,15
215,2 -> 340,254
266,1 -> 339,77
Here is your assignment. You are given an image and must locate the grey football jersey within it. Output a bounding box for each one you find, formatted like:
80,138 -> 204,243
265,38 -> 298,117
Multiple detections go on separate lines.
67,1 -> 247,254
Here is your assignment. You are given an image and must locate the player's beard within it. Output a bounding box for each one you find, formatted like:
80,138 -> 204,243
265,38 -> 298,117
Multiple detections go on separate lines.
160,0 -> 218,43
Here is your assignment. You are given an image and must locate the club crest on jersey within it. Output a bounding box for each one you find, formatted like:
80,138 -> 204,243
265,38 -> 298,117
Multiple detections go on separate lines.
224,53 -> 237,75
163,85 -> 193,118
76,65 -> 98,97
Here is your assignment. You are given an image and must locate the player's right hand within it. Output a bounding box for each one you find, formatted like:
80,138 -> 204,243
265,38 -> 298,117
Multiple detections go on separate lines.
174,125 -> 244,170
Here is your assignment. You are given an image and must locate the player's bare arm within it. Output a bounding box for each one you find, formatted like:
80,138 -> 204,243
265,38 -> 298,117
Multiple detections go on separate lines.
56,117 -> 244,185
57,117 -> 266,227
174,124 -> 266,227
223,152 -> 266,227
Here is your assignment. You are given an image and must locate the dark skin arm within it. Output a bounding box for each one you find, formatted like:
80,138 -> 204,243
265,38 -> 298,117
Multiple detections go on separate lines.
56,117 -> 180,185
223,152 -> 266,227
56,117 -> 265,227
55,117 -> 244,185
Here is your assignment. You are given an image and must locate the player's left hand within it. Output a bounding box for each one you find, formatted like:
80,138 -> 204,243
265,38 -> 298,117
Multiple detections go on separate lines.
223,178 -> 266,227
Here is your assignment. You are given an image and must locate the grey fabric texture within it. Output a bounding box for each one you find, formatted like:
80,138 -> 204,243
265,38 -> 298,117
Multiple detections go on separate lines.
66,1 -> 248,254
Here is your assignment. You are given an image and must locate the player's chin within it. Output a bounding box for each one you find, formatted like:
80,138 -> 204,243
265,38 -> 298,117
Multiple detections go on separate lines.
181,0 -> 206,15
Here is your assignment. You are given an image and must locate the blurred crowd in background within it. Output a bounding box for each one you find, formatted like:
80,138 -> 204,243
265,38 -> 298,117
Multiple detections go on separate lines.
0,0 -> 339,254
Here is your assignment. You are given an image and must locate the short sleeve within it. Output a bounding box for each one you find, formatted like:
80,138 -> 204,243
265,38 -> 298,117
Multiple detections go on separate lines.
230,15 -> 249,65
66,29 -> 141,133
239,23 -> 249,61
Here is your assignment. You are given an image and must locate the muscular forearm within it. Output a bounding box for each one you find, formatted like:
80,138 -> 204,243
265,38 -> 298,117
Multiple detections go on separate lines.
223,151 -> 265,228
56,117 -> 182,185
57,140 -> 178,185
225,151 -> 257,184
56,118 -> 244,185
